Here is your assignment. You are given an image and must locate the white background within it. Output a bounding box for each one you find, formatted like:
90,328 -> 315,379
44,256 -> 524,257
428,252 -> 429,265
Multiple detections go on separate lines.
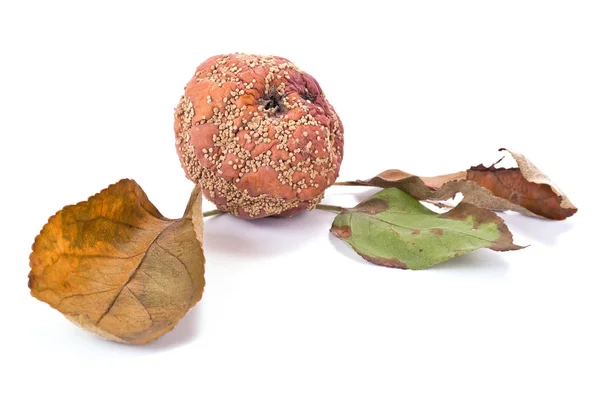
1,1 -> 598,399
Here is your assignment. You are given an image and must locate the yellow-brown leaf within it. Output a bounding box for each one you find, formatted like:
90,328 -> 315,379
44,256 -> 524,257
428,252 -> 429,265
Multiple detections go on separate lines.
29,179 -> 205,344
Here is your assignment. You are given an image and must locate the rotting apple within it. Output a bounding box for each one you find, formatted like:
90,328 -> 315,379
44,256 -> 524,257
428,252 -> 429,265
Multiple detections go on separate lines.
174,54 -> 344,218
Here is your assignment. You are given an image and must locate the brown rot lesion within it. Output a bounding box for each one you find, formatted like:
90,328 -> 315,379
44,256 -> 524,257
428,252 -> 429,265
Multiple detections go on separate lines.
300,88 -> 315,103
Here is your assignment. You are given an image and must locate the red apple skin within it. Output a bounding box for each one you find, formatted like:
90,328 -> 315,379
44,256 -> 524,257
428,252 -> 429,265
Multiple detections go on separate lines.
174,54 -> 344,219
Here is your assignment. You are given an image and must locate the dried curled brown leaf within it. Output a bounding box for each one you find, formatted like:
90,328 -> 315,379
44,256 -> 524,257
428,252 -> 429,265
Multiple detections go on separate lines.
29,180 -> 205,344
467,149 -> 577,220
346,149 -> 577,220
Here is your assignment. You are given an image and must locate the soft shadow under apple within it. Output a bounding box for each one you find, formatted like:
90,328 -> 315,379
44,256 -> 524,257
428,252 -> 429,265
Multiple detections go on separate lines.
203,210 -> 334,259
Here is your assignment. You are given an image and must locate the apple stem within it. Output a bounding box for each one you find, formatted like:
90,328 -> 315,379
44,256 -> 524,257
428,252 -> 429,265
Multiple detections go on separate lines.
202,209 -> 225,218
333,181 -> 365,186
316,204 -> 345,213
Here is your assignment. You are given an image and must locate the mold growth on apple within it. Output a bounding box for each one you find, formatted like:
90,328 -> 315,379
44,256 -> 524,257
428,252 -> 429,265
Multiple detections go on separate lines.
174,54 -> 344,219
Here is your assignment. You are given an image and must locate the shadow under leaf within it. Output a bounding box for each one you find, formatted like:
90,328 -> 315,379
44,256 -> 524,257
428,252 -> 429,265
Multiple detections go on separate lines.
500,211 -> 574,246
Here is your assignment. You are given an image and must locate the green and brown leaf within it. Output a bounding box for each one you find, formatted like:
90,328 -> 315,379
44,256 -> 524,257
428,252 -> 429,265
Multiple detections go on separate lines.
28,179 -> 205,344
330,188 -> 523,270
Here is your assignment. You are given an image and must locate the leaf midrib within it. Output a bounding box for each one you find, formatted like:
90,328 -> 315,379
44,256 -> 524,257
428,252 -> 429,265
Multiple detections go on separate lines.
95,220 -> 176,327
356,211 -> 497,244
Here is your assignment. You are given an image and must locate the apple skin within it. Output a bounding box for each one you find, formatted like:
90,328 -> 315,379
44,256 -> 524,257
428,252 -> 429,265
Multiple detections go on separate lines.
174,54 -> 344,219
